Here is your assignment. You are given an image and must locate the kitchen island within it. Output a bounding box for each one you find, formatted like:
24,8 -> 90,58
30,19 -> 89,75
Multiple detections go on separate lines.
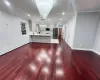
29,32 -> 59,43
30,32 -> 51,43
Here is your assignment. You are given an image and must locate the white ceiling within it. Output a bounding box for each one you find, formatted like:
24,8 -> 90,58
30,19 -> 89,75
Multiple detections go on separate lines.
0,0 -> 100,24
76,0 -> 100,12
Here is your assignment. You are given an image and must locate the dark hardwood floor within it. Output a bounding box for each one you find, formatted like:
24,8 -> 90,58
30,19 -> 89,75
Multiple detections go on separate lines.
0,39 -> 100,80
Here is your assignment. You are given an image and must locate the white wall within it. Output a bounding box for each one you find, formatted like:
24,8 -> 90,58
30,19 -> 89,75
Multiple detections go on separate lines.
62,25 -> 66,40
62,12 -> 77,48
61,0 -> 77,48
73,12 -> 99,49
0,11 -> 29,55
64,16 -> 77,48
32,21 -> 36,32
31,22 -> 56,32
94,19 -> 100,54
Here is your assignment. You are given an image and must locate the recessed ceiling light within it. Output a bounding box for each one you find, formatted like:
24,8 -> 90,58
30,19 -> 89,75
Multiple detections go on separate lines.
20,20 -> 22,22
5,0 -> 11,6
60,19 -> 62,21
27,14 -> 30,17
62,12 -> 65,15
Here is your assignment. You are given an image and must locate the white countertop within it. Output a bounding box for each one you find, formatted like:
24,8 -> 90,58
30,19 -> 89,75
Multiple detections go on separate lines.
29,32 -> 51,36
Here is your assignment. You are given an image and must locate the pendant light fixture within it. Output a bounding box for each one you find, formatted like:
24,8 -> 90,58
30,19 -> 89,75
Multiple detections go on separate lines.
36,0 -> 54,19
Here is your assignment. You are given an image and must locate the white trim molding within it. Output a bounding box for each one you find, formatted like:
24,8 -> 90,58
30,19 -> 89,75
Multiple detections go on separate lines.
92,49 -> 100,55
0,42 -> 29,56
72,47 -> 92,51
72,47 -> 100,55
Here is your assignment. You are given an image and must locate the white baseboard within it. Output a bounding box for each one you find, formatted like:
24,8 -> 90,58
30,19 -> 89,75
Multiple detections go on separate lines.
0,42 -> 29,56
72,48 -> 100,55
72,48 -> 92,51
92,49 -> 100,55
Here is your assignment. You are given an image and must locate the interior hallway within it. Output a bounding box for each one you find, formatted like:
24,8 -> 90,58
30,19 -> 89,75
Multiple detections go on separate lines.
0,39 -> 100,80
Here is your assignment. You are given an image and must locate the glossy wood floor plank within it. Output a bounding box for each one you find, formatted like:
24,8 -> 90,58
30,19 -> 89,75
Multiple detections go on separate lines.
0,39 -> 100,80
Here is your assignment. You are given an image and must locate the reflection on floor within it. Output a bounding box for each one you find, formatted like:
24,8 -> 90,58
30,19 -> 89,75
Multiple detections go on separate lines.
0,39 -> 100,80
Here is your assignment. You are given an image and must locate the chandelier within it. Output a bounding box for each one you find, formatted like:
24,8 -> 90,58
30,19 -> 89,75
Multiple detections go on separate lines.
36,0 -> 54,19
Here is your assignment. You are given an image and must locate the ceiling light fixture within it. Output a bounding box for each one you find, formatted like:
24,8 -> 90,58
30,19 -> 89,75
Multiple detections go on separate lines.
62,12 -> 65,15
5,0 -> 11,6
36,0 -> 54,19
48,19 -> 50,20
60,19 -> 62,21
27,14 -> 30,17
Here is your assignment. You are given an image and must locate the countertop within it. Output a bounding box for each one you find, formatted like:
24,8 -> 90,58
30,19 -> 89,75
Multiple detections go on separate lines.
29,32 -> 52,36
